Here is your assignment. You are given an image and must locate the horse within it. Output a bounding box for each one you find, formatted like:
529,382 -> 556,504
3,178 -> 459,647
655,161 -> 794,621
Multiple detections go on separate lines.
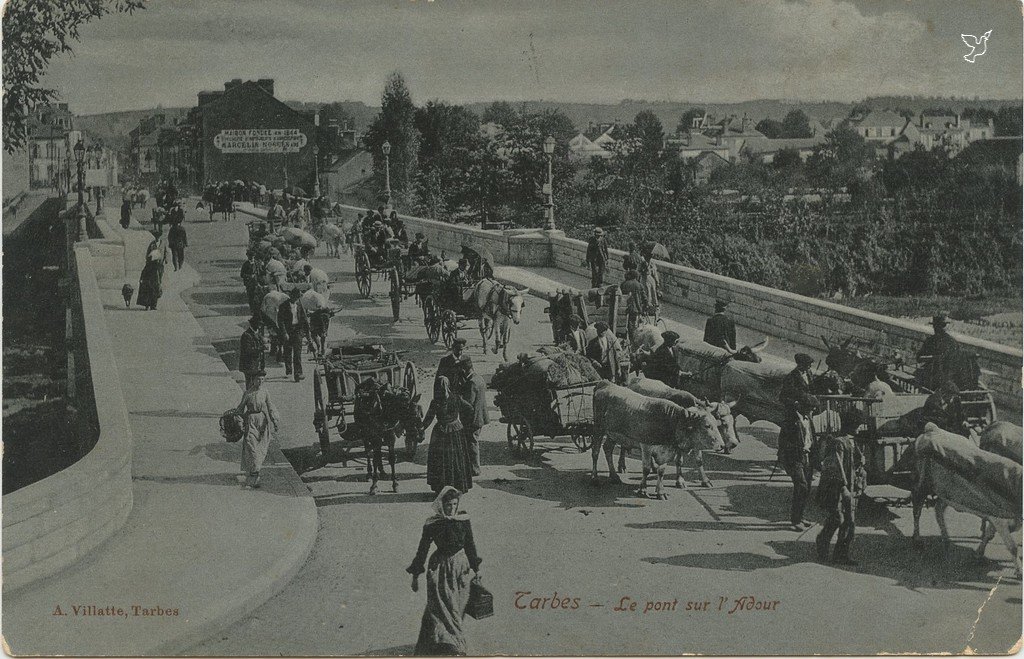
350,380 -> 424,495
473,279 -> 528,361
259,289 -> 289,361
322,223 -> 345,258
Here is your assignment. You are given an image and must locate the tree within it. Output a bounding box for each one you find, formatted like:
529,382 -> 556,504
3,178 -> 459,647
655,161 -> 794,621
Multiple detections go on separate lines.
363,72 -> 420,201
780,110 -> 812,138
773,148 -> 803,172
994,106 -> 1022,136
481,101 -> 519,128
3,0 -> 145,153
755,118 -> 783,139
805,125 -> 874,190
627,110 -> 664,159
413,101 -> 481,218
675,107 -> 705,135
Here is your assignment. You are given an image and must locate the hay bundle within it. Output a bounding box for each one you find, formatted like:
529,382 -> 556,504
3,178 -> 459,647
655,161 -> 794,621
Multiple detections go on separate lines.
490,347 -> 600,431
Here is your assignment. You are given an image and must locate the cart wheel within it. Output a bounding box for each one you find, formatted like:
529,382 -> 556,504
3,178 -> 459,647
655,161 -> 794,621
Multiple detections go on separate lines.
424,298 -> 440,344
507,415 -> 533,453
313,370 -> 331,456
441,310 -> 459,349
570,431 -> 591,452
389,267 -> 401,322
403,361 -> 419,396
355,253 -> 371,298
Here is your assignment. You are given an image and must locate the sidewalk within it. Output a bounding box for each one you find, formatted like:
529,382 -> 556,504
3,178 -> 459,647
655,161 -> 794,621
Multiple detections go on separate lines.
493,264 -> 826,369
3,229 -> 318,655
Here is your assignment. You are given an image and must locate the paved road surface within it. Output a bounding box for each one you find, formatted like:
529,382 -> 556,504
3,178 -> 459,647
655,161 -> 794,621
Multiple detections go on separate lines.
171,206 -> 1020,655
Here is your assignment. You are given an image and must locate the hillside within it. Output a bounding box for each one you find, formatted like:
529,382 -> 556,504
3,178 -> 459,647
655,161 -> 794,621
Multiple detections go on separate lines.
74,107 -> 190,151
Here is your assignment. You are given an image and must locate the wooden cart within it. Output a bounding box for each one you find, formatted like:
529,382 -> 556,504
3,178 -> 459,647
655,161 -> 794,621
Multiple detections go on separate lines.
499,380 -> 603,453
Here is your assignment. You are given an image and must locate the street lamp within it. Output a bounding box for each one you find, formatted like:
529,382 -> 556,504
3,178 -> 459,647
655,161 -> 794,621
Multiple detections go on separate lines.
313,112 -> 321,197
74,139 -> 85,208
382,140 -> 392,208
542,135 -> 556,231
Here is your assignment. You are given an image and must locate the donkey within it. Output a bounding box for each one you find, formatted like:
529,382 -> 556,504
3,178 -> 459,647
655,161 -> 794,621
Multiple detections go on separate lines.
351,379 -> 424,495
474,279 -> 529,361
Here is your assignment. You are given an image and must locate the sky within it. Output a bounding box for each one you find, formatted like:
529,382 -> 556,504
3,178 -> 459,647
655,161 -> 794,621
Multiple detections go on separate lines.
33,0 -> 1024,115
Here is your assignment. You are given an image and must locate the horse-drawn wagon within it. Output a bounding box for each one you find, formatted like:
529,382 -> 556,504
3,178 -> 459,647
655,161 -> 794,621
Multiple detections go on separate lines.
491,349 -> 604,453
419,246 -> 494,348
312,340 -> 420,467
352,236 -> 405,320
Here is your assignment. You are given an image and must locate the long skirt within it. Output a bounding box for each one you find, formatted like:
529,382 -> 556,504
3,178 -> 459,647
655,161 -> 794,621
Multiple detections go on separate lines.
426,426 -> 473,494
415,549 -> 473,656
137,262 -> 163,308
240,411 -> 272,474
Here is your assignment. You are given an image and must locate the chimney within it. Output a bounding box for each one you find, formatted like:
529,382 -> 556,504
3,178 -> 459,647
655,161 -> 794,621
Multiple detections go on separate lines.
224,78 -> 243,91
256,78 -> 275,96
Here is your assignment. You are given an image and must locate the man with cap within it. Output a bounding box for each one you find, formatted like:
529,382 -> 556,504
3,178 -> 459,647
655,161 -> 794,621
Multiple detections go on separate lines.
277,287 -> 310,382
449,258 -> 474,297
408,232 -> 430,261
584,227 -> 610,289
703,299 -> 737,352
815,410 -> 866,565
647,331 -> 683,388
566,314 -> 588,355
586,322 -> 620,381
458,356 -> 489,476
917,312 -> 960,361
619,269 -> 648,341
436,338 -> 468,389
778,353 -> 820,531
239,316 -> 266,390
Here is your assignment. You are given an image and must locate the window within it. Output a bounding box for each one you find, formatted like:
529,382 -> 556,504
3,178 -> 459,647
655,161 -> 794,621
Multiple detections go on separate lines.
890,128 -> 896,136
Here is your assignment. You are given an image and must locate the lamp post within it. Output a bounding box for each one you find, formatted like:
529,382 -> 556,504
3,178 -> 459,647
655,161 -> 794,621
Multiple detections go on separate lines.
382,140 -> 392,208
74,139 -> 86,241
542,135 -> 556,231
313,111 -> 321,197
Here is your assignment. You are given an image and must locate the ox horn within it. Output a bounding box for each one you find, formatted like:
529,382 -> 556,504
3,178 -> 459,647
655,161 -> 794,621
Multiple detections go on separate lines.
519,288 -> 530,296
750,338 -> 769,353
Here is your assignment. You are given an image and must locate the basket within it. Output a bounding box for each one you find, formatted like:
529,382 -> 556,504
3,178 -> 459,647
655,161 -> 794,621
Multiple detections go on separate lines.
220,410 -> 243,443
466,577 -> 494,620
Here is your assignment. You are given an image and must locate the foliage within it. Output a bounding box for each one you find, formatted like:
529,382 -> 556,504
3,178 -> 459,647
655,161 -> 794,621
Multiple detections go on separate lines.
364,72 -> 420,197
755,118 -> 782,138
413,101 -> 481,219
481,101 -> 520,128
2,0 -> 144,153
675,108 -> 705,135
780,110 -> 813,138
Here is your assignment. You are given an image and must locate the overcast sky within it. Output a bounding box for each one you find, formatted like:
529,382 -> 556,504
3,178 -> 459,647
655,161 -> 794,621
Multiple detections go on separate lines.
41,0 -> 1023,115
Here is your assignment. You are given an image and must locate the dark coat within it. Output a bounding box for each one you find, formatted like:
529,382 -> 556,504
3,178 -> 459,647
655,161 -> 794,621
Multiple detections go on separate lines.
703,313 -> 736,351
277,299 -> 309,338
619,279 -> 647,313
918,330 -> 960,360
436,353 -> 464,388
586,237 -> 609,265
778,367 -> 817,459
460,373 -> 490,430
586,335 -> 619,380
168,223 -> 187,248
622,252 -> 643,273
646,344 -> 680,388
567,327 -> 587,354
239,327 -> 265,374
408,240 -> 430,259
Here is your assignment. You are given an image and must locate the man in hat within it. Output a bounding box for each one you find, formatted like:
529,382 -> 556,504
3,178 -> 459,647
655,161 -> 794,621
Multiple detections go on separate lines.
436,338 -> 468,389
167,199 -> 185,226
586,322 -> 620,381
449,257 -> 474,293
167,220 -> 188,271
459,356 -> 489,477
239,316 -> 266,390
408,232 -> 430,260
267,198 -> 285,232
647,331 -> 684,388
566,314 -> 588,355
619,270 -> 648,341
278,287 -> 309,382
703,299 -> 737,352
815,410 -> 866,565
584,227 -> 610,289
917,312 -> 960,361
778,353 -> 820,531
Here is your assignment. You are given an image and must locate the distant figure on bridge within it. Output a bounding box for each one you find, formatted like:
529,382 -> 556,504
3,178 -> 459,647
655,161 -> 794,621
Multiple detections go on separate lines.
278,287 -> 309,382
622,242 -> 643,274
918,312 -> 960,361
703,299 -> 736,352
240,249 -> 261,315
239,316 -> 265,390
641,251 -> 660,319
137,248 -> 164,311
168,200 -> 185,226
151,205 -> 166,230
168,222 -> 188,271
408,232 -> 430,261
584,227 -> 609,289
778,353 -> 819,532
120,197 -> 132,229
618,269 -> 647,341
267,199 -> 285,231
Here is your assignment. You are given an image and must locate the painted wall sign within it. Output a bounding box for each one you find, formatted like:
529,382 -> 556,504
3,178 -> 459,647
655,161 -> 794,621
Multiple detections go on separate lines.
213,128 -> 308,153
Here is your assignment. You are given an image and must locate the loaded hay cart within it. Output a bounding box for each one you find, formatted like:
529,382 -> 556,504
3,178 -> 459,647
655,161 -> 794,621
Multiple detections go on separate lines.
491,348 -> 603,453
312,340 -> 419,465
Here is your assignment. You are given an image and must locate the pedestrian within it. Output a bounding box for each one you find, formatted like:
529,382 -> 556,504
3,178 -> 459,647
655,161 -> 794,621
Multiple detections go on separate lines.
436,337 -> 467,388
586,321 -> 618,381
566,314 -> 587,354
239,316 -> 266,389
267,198 -> 285,232
278,287 -> 309,382
815,411 -> 866,565
778,353 -> 819,532
168,199 -> 185,226
407,485 -> 482,656
241,249 -> 261,316
703,299 -> 736,352
622,242 -> 643,273
584,227 -> 609,289
233,370 -> 280,489
136,247 -> 164,311
647,331 -> 682,388
917,311 -> 960,361
619,269 -> 647,341
151,205 -> 166,230
408,232 -> 430,260
168,221 -> 188,271
641,253 -> 660,319
422,376 -> 473,494
459,357 -> 488,477
120,197 -> 132,229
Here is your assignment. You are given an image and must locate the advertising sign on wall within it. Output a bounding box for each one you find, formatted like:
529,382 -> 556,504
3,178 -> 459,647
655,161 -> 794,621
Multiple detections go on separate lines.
213,128 -> 308,153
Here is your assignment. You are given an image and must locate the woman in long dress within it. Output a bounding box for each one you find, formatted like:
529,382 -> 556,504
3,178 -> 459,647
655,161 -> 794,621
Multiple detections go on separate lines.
641,255 -> 660,317
423,376 -> 473,494
407,486 -> 482,656
136,248 -> 164,310
234,370 -> 281,488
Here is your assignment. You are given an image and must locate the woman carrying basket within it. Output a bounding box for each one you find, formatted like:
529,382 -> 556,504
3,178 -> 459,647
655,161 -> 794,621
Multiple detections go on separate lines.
407,486 -> 483,656
234,370 -> 281,489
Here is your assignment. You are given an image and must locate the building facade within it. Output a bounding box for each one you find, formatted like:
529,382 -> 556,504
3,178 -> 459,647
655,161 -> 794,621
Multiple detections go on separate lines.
26,103 -> 74,190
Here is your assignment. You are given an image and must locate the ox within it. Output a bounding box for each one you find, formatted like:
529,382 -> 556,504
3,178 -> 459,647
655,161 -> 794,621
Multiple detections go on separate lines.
911,423 -> 1022,577
591,383 -> 724,500
260,290 -> 290,360
979,421 -> 1023,464
322,223 -> 345,258
625,376 -> 738,488
474,280 -> 529,361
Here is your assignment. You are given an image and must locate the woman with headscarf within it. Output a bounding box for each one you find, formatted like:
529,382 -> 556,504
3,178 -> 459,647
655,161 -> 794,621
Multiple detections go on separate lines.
422,376 -> 473,494
136,242 -> 165,310
233,370 -> 281,489
407,486 -> 482,656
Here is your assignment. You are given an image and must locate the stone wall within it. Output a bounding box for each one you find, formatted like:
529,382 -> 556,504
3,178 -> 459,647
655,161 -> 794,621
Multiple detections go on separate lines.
548,234 -> 1022,410
2,245 -> 134,592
